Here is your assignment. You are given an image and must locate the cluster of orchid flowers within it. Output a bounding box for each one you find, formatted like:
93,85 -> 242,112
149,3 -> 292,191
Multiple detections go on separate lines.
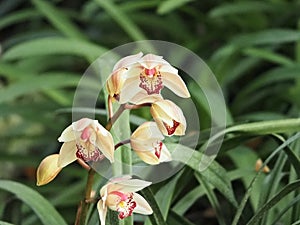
36,52 -> 190,224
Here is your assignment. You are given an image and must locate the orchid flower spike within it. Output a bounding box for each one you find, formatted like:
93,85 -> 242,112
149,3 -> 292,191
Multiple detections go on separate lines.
119,53 -> 190,103
150,99 -> 187,136
36,118 -> 114,186
97,176 -> 153,225
130,121 -> 171,165
106,52 -> 143,101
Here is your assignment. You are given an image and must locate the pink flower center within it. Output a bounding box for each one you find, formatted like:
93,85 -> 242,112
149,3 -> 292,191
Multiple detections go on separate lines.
81,127 -> 92,141
139,68 -> 163,95
144,68 -> 156,77
163,120 -> 180,135
154,141 -> 163,159
110,191 -> 136,219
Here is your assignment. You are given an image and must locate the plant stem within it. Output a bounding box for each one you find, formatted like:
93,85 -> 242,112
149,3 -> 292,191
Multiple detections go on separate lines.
114,139 -> 131,150
75,168 -> 96,225
106,104 -> 126,130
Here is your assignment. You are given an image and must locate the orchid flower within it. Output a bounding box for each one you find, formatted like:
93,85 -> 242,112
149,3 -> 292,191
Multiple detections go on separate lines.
150,99 -> 186,136
97,176 -> 153,225
36,118 -> 114,186
106,52 -> 143,101
130,121 -> 171,165
119,53 -> 190,103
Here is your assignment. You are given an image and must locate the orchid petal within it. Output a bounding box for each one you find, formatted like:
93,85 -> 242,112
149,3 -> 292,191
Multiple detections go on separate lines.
72,118 -> 93,131
134,150 -> 160,165
94,123 -> 115,163
130,92 -> 162,105
113,52 -> 143,71
151,100 -> 186,136
97,199 -> 108,225
58,124 -> 76,142
139,54 -> 164,68
161,69 -> 190,98
57,141 -> 77,167
159,143 -> 172,162
131,122 -> 164,140
119,77 -> 142,104
108,178 -> 152,193
132,193 -> 153,215
36,154 -> 62,186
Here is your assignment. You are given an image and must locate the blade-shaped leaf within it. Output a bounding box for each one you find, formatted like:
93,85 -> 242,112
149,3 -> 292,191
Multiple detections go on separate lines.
2,37 -> 107,62
32,0 -> 86,40
247,180 -> 300,225
0,180 -> 67,225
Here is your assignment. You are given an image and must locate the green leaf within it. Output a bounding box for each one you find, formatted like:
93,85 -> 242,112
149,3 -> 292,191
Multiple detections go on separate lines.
94,0 -> 147,41
233,65 -> 300,103
243,48 -> 295,66
0,9 -> 40,30
31,0 -> 86,40
209,1 -> 278,18
0,221 -> 15,225
172,186 -> 204,215
2,37 -> 107,62
226,118 -> 300,135
0,73 -> 80,103
227,146 -> 264,210
0,180 -> 67,225
195,173 -> 226,225
145,171 -> 184,225
232,29 -> 300,47
140,187 -> 167,225
157,0 -> 193,15
169,143 -> 238,208
167,210 -> 195,225
247,180 -> 300,225
231,132 -> 300,225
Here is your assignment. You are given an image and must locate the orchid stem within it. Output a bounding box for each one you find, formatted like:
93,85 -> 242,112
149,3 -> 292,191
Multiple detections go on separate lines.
125,103 -> 151,110
115,139 -> 131,150
75,168 -> 96,225
106,104 -> 126,130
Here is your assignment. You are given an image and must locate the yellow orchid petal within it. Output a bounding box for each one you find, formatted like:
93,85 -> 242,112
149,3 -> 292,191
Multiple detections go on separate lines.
98,177 -> 152,223
132,193 -> 153,215
159,143 -> 172,162
130,92 -> 162,105
119,76 -> 141,104
160,65 -> 190,98
113,52 -> 143,71
131,121 -> 164,140
58,124 -> 76,142
151,99 -> 186,136
72,118 -> 94,131
139,53 -> 164,68
36,154 -> 62,186
134,150 -> 160,165
95,124 -> 115,163
57,141 -> 77,168
131,122 -> 171,164
97,199 -> 108,225
107,52 -> 143,100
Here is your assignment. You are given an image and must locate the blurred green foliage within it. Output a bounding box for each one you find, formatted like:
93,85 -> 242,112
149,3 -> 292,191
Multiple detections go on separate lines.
1,0 -> 300,225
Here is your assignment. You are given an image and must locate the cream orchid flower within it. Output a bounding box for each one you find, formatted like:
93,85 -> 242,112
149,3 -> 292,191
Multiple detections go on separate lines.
119,53 -> 190,104
97,176 -> 153,225
150,99 -> 186,136
130,121 -> 171,165
36,118 -> 114,186
106,52 -> 143,101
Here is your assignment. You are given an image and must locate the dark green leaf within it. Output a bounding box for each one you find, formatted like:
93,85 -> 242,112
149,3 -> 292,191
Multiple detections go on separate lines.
0,180 -> 67,225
